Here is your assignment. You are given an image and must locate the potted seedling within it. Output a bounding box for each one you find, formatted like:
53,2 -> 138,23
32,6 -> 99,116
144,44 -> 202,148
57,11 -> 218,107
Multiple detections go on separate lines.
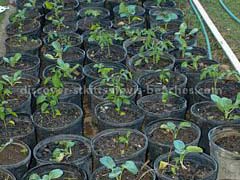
209,125 -> 240,180
88,65 -> 138,115
87,25 -> 126,63
144,118 -> 201,161
0,139 -> 31,179
33,134 -> 92,176
17,0 -> 42,10
44,0 -> 79,11
127,40 -> 175,79
33,80 -> 83,140
23,164 -> 87,180
92,156 -> 156,180
137,89 -> 187,125
9,7 -> 42,23
79,7 -> 110,20
138,69 -> 187,96
91,128 -> 148,169
113,2 -> 144,28
143,0 -> 176,13
5,35 -> 42,56
154,140 -> 218,179
191,93 -> 240,152
78,0 -> 105,8
195,64 -> 240,102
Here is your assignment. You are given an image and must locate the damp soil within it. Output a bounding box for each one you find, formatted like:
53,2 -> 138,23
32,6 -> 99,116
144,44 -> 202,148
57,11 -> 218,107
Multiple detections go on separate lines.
36,140 -> 90,162
33,103 -> 81,128
94,166 -> 154,180
215,135 -> 240,154
0,142 -> 28,165
88,46 -> 125,62
148,127 -> 198,145
97,103 -> 142,123
43,22 -> 77,34
7,20 -> 39,35
6,37 -> 41,51
46,10 -> 78,22
93,132 -> 146,159
10,8 -> 41,21
125,40 -> 144,56
7,91 -> 29,108
160,160 -> 214,179
113,17 -> 143,29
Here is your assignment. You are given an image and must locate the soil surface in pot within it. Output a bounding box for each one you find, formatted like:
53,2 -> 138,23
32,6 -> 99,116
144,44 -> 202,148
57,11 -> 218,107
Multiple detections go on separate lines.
6,37 -> 41,51
113,17 -> 143,29
125,40 -> 144,56
160,159 -> 214,179
95,166 -> 153,180
36,140 -> 89,162
88,46 -> 125,62
0,143 -> 28,165
0,119 -> 32,139
7,20 -> 39,34
149,127 -> 197,145
7,92 -> 29,108
215,135 -> 240,154
94,132 -> 145,159
97,103 -> 141,123
34,104 -> 81,128
44,33 -> 81,47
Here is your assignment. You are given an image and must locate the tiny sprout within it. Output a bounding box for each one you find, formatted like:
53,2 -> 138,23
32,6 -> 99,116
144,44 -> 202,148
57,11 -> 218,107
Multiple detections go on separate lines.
158,69 -> 171,85
2,53 -> 22,67
100,156 -> 138,180
117,131 -> 131,148
84,9 -> 101,17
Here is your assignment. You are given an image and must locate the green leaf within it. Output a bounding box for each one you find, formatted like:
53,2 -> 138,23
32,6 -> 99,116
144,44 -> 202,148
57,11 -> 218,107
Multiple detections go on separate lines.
189,28 -> 198,35
159,161 -> 168,170
45,1 -> 54,10
100,156 -> 116,170
179,122 -> 191,129
29,173 -> 41,180
122,161 -> 138,175
37,95 -> 46,104
186,146 -> 203,153
174,140 -> 185,154
48,169 -> 64,179
45,54 -> 55,60
109,167 -> 122,178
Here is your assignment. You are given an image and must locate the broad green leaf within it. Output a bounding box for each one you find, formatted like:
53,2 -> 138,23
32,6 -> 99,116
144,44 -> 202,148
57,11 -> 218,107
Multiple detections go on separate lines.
100,156 -> 116,169
174,140 -> 185,154
48,169 -> 63,179
122,161 -> 138,175
186,146 -> 203,153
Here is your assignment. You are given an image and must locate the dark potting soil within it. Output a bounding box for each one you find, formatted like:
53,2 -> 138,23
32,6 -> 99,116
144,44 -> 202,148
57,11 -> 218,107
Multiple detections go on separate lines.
45,34 -> 81,47
197,80 -> 239,100
6,37 -> 41,51
94,133 -> 145,159
47,11 -> 78,22
126,41 -> 144,56
88,47 -> 125,62
141,100 -> 183,114
95,166 -> 153,180
44,23 -> 76,33
46,67 -> 82,81
149,127 -> 198,145
0,58 -> 36,71
97,104 -> 141,123
7,20 -> 39,34
215,135 -> 240,154
36,141 -> 89,162
161,160 -> 213,179
34,104 -> 81,128
113,18 -> 143,29
0,119 -> 32,139
7,92 -> 29,108
141,73 -> 185,88
0,143 -> 28,165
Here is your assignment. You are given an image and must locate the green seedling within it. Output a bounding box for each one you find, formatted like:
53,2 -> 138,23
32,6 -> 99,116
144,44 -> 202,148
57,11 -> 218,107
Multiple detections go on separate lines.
117,131 -> 131,150
0,80 -> 12,101
211,93 -> 240,120
29,169 -> 63,180
181,53 -> 203,71
2,53 -> 22,67
45,41 -> 69,60
0,138 -> 28,155
0,101 -> 17,128
159,140 -> 203,175
119,2 -> 140,24
1,71 -> 22,87
51,140 -> 76,162
154,11 -> 178,22
94,63 -> 113,81
44,69 -> 63,89
84,9 -> 101,17
158,69 -> 171,85
36,89 -> 62,118
161,89 -> 178,106
24,0 -> 37,8
54,59 -> 80,79
175,35 -> 193,58
11,9 -> 26,28
155,0 -> 167,6
100,156 -> 138,180
175,23 -> 198,42
52,17 -> 67,30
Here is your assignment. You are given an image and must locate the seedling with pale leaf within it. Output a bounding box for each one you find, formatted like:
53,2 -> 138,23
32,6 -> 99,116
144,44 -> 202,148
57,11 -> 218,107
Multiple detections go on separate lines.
2,53 -> 22,67
29,169 -> 63,180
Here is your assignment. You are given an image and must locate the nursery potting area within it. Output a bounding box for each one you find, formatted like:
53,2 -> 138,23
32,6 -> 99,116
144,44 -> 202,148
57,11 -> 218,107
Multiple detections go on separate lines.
0,0 -> 239,179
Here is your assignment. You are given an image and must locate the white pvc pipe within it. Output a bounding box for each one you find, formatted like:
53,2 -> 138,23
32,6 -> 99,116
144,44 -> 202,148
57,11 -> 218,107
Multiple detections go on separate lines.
193,0 -> 240,73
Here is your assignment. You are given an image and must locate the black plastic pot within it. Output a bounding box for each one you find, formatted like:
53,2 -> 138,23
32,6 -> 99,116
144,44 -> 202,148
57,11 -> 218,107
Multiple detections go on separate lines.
208,125 -> 240,180
91,161 -> 156,180
43,32 -> 83,48
79,0 -> 105,7
137,71 -> 187,96
169,46 -> 208,66
137,94 -> 187,126
43,21 -> 79,35
113,5 -> 145,18
78,18 -> 112,33
88,79 -> 139,114
144,118 -> 201,162
0,139 -> 31,179
105,0 -> 138,16
0,53 -> 40,78
94,101 -> 145,130
91,128 -> 148,169
16,0 -> 44,11
149,19 -> 182,32
33,102 -> 84,141
83,62 -> 126,87
154,152 -> 218,180
194,79 -> 240,103
5,36 -> 42,56
45,10 -> 80,24
22,163 -> 87,180
6,19 -> 41,37
143,0 -> 176,13
127,52 -> 175,80
42,0 -> 79,12
0,168 -> 16,180
175,58 -> 219,107
149,8 -> 184,28
113,16 -> 146,29
86,44 -> 127,64
9,8 -> 43,23
0,114 -> 36,149
33,134 -> 92,177
79,7 -> 110,19
191,101 -> 240,153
